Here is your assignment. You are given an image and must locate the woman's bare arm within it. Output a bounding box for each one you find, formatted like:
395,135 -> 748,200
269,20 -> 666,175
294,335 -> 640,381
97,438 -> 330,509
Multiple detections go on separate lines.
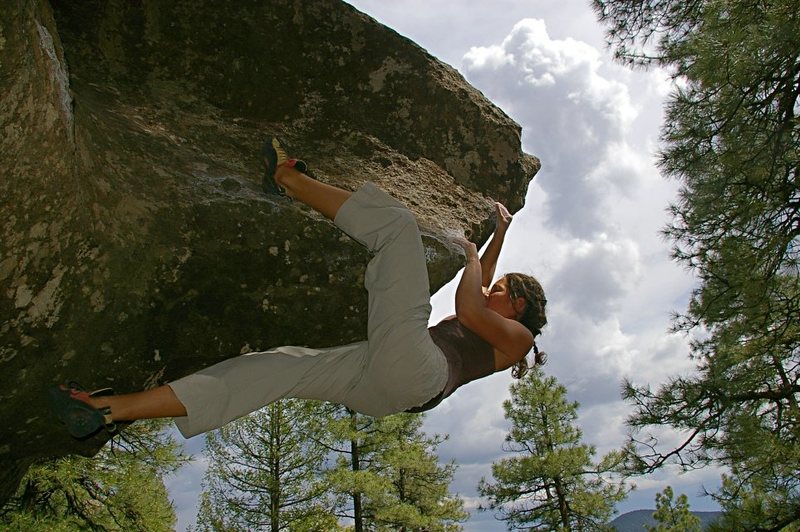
455,238 -> 532,363
479,203 -> 513,288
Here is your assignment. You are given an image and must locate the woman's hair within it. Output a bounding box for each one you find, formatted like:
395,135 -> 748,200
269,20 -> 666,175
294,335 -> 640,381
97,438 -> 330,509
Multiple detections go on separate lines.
505,273 -> 548,379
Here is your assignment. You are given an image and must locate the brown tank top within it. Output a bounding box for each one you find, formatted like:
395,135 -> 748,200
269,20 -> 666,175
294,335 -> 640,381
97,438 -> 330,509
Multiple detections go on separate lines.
406,316 -> 496,413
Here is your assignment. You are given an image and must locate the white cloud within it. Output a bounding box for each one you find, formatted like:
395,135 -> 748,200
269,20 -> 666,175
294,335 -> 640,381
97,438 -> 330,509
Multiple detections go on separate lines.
549,234 -> 641,320
544,313 -> 635,396
462,18 -> 640,239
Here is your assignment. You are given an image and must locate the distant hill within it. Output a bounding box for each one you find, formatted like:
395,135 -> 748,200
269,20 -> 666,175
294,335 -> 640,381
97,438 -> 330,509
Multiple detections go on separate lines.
611,509 -> 723,531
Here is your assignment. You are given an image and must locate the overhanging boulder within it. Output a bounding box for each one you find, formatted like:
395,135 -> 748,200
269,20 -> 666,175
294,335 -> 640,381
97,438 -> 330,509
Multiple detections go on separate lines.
0,0 -> 539,504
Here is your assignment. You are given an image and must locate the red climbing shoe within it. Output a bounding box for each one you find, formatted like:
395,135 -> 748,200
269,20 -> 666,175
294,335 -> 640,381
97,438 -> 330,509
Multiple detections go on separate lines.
261,137 -> 309,196
47,382 -> 116,439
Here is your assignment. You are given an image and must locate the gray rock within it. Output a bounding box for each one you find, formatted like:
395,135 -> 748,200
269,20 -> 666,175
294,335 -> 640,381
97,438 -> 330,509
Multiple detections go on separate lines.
0,0 -> 539,504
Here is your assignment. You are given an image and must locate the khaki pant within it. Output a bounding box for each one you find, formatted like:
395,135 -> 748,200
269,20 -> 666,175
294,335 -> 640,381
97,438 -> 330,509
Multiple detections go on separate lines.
169,183 -> 448,438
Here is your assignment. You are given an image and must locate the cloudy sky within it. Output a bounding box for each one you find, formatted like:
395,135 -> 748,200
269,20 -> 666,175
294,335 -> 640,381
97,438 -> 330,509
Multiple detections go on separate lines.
166,1 -> 723,530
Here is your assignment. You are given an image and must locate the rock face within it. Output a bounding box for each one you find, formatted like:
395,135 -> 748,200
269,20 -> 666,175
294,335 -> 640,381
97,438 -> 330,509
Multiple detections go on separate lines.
0,0 -> 539,504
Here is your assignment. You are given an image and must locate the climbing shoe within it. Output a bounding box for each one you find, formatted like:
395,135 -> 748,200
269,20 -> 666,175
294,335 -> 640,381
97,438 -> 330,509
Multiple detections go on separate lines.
47,382 -> 116,439
261,137 -> 309,196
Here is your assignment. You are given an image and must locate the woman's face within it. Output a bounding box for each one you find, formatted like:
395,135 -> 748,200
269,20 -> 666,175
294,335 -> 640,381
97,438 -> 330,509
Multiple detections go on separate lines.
484,277 -> 525,320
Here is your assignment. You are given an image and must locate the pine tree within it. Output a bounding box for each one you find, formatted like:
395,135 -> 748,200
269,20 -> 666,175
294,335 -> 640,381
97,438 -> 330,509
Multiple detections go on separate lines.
478,369 -> 628,531
593,0 -> 800,527
646,486 -> 702,532
0,419 -> 187,531
324,407 -> 467,531
194,399 -> 339,531
706,468 -> 798,532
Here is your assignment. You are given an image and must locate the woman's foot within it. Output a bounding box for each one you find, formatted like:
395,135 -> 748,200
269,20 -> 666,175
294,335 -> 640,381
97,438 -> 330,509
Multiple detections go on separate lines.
261,137 -> 309,196
260,136 -> 350,219
47,383 -> 116,439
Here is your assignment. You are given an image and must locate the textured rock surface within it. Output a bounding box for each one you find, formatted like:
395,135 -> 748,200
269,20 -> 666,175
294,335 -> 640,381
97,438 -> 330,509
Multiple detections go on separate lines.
0,0 -> 539,504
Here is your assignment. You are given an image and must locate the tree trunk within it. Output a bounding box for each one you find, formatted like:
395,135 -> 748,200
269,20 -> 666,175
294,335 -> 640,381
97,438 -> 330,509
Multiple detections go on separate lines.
350,410 -> 363,532
542,406 -> 570,530
271,406 -> 281,531
553,476 -> 570,530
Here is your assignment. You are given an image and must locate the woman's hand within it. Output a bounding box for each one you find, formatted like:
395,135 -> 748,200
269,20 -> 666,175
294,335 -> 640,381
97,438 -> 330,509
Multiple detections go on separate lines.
495,202 -> 513,234
454,236 -> 479,261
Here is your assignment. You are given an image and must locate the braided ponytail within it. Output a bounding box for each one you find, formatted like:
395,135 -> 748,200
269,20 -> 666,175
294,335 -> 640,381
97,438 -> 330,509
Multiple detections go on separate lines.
505,273 -> 548,379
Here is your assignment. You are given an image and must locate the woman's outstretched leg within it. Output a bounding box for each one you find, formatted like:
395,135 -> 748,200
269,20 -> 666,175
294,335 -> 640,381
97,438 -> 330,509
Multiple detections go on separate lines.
85,142 -> 349,425
51,139 -> 362,439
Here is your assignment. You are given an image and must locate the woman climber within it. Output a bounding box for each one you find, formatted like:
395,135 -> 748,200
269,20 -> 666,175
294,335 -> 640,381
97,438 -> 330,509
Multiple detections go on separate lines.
48,138 -> 548,439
